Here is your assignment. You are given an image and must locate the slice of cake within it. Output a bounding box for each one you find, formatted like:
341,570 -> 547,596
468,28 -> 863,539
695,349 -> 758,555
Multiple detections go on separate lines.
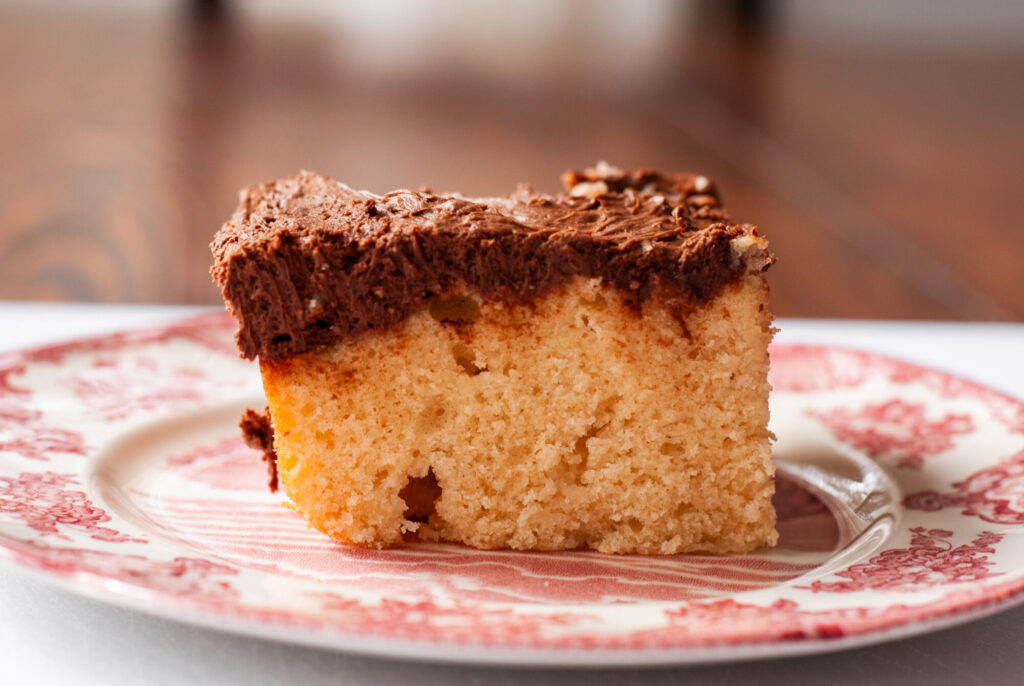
212,163 -> 776,555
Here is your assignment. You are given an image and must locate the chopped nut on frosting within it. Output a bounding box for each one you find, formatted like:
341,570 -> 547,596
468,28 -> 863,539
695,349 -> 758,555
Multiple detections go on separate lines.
730,233 -> 772,272
568,180 -> 610,198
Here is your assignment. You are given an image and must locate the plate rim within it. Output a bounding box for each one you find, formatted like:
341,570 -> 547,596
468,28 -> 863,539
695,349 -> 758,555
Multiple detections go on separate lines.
2,312 -> 1024,665
4,538 -> 1024,668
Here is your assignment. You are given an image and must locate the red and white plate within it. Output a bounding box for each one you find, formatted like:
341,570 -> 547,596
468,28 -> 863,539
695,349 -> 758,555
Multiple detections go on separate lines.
2,313 -> 1024,666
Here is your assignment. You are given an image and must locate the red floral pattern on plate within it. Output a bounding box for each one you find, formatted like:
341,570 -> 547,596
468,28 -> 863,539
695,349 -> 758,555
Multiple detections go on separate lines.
810,399 -> 974,469
804,528 -> 1003,593
768,345 -> 880,392
70,356 -> 228,421
0,397 -> 87,461
0,471 -> 144,543
10,539 -> 238,599
315,594 -> 591,643
904,448 -> 1024,524
0,312 -> 236,389
650,598 -> 858,643
771,345 -> 1024,436
2,316 -> 1024,663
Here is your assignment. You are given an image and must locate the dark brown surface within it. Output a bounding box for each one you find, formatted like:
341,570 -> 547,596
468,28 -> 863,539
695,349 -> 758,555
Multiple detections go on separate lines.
1,6 -> 1021,321
212,168 -> 768,360
239,406 -> 276,492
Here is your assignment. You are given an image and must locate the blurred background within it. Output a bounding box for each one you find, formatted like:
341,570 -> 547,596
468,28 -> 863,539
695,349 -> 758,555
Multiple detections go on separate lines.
0,0 -> 1021,320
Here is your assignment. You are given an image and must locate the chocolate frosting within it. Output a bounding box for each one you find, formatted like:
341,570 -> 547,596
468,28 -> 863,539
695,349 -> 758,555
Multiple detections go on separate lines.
240,407 -> 277,491
211,163 -> 772,361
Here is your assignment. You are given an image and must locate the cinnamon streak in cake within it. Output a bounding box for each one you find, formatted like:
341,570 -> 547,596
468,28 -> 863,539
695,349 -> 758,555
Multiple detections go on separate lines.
211,165 -> 772,361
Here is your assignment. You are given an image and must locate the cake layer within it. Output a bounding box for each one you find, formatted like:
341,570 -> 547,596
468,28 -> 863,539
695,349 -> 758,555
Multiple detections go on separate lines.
260,275 -> 777,554
211,165 -> 772,361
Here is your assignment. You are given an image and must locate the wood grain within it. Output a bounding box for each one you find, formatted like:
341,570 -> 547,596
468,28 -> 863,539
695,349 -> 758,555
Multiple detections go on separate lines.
0,7 -> 1020,321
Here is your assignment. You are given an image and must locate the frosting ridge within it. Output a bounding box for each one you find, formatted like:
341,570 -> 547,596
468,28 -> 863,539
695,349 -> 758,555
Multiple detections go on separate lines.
211,163 -> 772,360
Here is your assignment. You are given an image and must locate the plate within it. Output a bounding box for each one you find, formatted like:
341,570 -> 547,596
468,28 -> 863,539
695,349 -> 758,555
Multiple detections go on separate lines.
2,313 -> 1024,666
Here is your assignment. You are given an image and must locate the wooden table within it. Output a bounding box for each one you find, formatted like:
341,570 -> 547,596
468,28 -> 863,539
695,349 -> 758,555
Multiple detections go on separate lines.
1,5 -> 1021,320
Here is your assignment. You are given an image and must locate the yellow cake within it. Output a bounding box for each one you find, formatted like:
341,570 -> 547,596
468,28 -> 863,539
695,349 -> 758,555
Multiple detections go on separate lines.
213,163 -> 777,554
